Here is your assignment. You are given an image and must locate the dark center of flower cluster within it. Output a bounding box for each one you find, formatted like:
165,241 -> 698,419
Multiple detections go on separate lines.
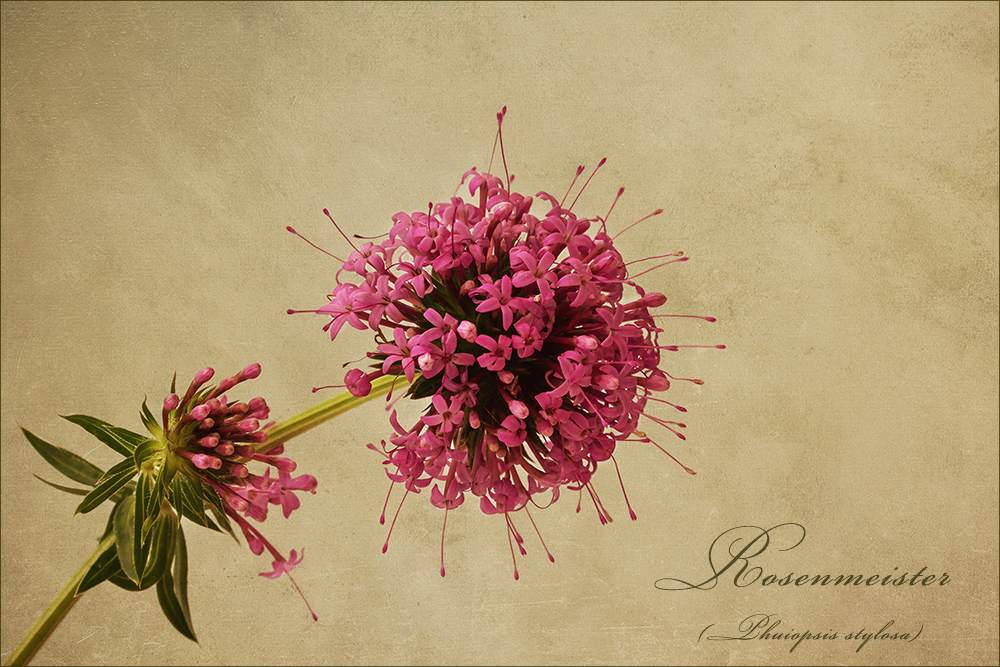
320,170 -> 675,519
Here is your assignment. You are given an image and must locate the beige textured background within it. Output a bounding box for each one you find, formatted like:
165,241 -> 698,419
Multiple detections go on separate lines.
2,2 -> 997,665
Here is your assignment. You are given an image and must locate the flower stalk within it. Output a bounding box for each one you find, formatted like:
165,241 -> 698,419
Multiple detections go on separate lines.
4,534 -> 116,667
260,374 -> 409,454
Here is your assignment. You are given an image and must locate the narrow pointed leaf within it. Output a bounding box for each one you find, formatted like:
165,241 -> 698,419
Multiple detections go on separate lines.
140,506 -> 178,588
144,461 -> 175,524
207,503 -> 235,540
140,398 -> 162,438
77,542 -> 122,594
114,494 -> 139,582
102,497 -> 125,540
62,414 -> 146,456
134,473 -> 151,572
132,439 -> 161,470
174,477 -> 219,531
32,474 -> 89,496
199,485 -> 236,540
156,518 -> 197,641
157,573 -> 191,640
76,458 -> 137,514
108,571 -> 150,591
21,427 -> 103,486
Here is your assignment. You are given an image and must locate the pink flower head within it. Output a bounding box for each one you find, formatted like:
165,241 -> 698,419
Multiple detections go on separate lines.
302,109 -> 720,577
155,365 -> 317,610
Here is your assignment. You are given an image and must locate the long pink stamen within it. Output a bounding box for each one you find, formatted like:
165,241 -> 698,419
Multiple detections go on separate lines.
506,513 -> 526,552
286,226 -> 346,263
611,208 -> 664,241
639,436 -> 697,475
624,250 -> 684,266
657,344 -> 727,351
505,513 -> 520,580
665,371 -> 704,385
311,384 -> 344,392
496,106 -> 510,191
627,256 -> 689,280
610,455 -> 637,521
382,487 -> 410,553
641,411 -> 687,440
568,158 -> 607,212
644,394 -> 688,412
560,165 -> 586,207
285,571 -> 318,621
652,314 -> 718,322
524,507 -> 555,562
323,208 -> 359,252
440,507 -> 449,577
380,479 -> 395,525
585,483 -> 612,524
601,187 -> 625,234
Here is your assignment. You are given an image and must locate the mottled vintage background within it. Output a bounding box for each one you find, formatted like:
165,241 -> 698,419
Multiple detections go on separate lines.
2,2 -> 997,665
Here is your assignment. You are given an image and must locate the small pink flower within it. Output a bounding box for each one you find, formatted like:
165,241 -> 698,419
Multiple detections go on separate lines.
260,549 -> 305,579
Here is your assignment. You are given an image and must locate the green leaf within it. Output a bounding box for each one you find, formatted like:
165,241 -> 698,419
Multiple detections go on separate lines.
108,571 -> 147,591
77,541 -> 121,594
132,438 -> 161,470
75,459 -> 137,514
112,493 -> 150,585
156,526 -> 197,641
198,483 -> 236,540
21,427 -> 104,486
140,398 -> 163,438
76,458 -> 137,514
143,465 -> 174,539
168,476 -> 213,531
62,414 -> 147,457
178,476 -> 231,536
102,497 -> 124,540
32,474 -> 90,496
135,472 -> 151,552
140,505 -> 178,588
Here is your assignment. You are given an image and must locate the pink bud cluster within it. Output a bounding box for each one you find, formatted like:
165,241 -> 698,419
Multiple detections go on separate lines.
314,167 -> 697,540
160,364 -> 317,583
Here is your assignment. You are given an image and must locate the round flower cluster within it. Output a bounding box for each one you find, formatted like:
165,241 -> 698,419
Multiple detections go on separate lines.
158,364 -> 317,582
307,159 -> 716,574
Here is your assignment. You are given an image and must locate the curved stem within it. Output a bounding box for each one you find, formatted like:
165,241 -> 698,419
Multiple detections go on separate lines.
259,374 -> 411,454
4,533 -> 115,667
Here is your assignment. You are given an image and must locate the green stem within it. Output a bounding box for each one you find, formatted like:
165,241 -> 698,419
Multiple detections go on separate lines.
4,533 -> 115,667
260,374 -> 410,454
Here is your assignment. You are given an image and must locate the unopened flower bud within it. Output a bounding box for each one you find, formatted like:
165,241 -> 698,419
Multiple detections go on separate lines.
418,353 -> 435,374
240,363 -> 262,380
509,400 -> 529,419
189,404 -> 211,421
643,292 -> 668,308
193,367 -> 216,385
457,321 -> 478,342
